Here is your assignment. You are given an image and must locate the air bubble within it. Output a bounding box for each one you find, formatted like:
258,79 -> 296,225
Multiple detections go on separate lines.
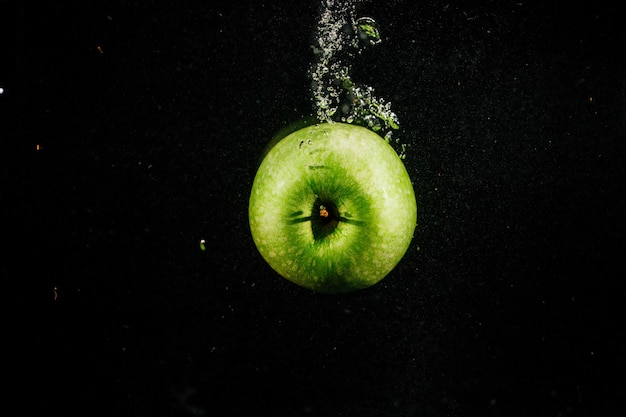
309,0 -> 407,157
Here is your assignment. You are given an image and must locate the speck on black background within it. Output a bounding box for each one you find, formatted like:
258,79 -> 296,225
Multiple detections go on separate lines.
2,0 -> 625,416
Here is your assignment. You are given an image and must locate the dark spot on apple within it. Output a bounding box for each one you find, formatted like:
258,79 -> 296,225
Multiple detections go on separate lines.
307,164 -> 326,170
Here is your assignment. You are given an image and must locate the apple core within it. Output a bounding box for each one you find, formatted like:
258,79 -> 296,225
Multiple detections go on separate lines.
249,123 -> 417,293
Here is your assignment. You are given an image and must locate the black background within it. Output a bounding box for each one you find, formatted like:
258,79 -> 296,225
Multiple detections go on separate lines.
3,0 -> 625,416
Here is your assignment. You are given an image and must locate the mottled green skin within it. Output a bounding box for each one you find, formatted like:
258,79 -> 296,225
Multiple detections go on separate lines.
249,123 -> 417,293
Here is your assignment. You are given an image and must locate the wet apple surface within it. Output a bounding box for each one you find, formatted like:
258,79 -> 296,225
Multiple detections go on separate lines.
249,123 -> 417,293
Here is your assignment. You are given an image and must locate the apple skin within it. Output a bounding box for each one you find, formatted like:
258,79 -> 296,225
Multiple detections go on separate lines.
249,123 -> 417,293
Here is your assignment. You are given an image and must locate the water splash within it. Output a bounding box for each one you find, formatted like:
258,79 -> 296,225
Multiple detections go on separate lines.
310,0 -> 405,158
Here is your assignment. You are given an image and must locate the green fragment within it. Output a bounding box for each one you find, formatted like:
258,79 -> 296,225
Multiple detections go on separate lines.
356,17 -> 381,45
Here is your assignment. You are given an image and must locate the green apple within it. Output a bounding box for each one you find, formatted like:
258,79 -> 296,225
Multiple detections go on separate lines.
249,122 -> 417,293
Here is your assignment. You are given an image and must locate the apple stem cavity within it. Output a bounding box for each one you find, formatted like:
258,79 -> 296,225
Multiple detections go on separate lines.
311,198 -> 340,240
285,196 -> 363,241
